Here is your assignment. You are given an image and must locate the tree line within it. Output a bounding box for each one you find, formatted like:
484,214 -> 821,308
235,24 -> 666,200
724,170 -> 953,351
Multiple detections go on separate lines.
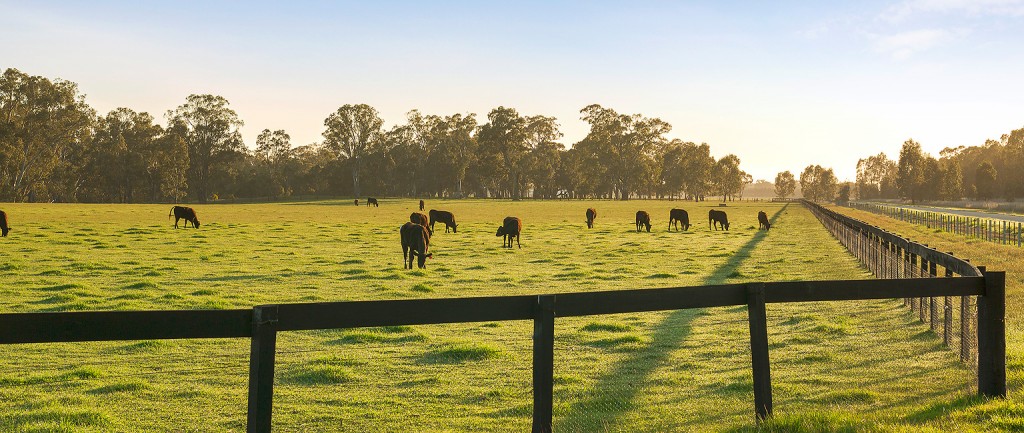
856,127 -> 1024,203
1,68 -> 765,203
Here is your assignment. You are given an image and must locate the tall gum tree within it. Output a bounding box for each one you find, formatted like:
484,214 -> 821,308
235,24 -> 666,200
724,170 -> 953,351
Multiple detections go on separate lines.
166,94 -> 244,202
322,104 -> 384,198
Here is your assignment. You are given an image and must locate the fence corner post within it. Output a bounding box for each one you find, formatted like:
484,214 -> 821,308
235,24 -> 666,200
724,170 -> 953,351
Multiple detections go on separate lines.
978,270 -> 1006,398
533,295 -> 556,433
746,283 -> 773,421
248,305 -> 279,433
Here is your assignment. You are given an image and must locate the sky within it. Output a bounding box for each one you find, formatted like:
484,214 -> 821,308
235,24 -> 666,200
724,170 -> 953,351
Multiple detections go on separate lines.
2,0 -> 1023,181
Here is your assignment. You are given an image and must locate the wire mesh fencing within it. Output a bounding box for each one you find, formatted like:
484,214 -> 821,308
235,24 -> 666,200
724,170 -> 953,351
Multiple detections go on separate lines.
807,201 -> 980,377
850,202 -> 1024,247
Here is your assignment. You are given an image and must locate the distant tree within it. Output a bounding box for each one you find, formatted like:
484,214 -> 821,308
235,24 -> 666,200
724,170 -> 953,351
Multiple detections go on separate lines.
976,161 -> 997,200
322,104 -> 384,198
0,68 -> 94,202
255,129 -> 292,198
1002,127 -> 1024,199
800,164 -> 838,202
856,152 -> 898,199
938,157 -> 963,200
166,94 -> 245,202
713,154 -> 744,201
680,142 -> 714,200
523,115 -> 563,198
896,139 -> 928,203
477,107 -> 528,198
837,182 -> 852,205
85,108 -> 164,202
774,171 -> 796,198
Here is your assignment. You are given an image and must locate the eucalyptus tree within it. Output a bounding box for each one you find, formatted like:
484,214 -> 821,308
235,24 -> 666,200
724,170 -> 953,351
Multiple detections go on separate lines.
166,94 -> 245,202
86,108 -> 164,202
800,164 -> 838,202
896,139 -> 929,203
322,104 -> 384,198
713,154 -> 745,201
576,104 -> 670,200
523,115 -> 563,198
0,68 -> 94,202
255,129 -> 292,198
430,113 -> 478,196
774,171 -> 796,199
477,107 -> 528,198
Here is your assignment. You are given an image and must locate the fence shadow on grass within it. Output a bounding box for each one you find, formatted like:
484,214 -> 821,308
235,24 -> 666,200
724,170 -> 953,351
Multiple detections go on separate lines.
553,205 -> 789,432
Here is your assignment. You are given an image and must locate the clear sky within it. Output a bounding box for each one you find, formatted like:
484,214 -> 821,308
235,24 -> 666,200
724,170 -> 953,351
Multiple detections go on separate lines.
3,1 -> 1023,181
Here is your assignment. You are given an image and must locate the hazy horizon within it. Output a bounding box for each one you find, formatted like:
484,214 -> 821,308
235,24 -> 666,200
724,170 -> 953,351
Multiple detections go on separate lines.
3,0 -> 1023,181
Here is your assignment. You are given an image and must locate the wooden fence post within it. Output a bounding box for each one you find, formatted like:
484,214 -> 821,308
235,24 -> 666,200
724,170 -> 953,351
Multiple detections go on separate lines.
977,270 -> 1006,397
930,261 -> 938,331
944,265 -> 954,348
747,283 -> 773,421
533,295 -> 556,433
247,305 -> 279,433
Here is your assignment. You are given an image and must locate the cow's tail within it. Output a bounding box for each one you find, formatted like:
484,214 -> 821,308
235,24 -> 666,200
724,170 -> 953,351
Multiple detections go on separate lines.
169,207 -> 174,220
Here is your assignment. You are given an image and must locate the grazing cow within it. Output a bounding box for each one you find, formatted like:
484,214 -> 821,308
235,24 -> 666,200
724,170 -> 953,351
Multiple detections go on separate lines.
586,208 -> 597,229
709,209 -> 729,231
366,197 -> 379,207
758,210 -> 771,231
354,199 -> 359,206
496,216 -> 522,248
429,209 -> 458,233
635,211 -> 651,233
169,206 -> 200,229
669,208 -> 690,231
419,200 -> 425,211
410,212 -> 432,235
400,222 -> 432,269
0,210 -> 9,237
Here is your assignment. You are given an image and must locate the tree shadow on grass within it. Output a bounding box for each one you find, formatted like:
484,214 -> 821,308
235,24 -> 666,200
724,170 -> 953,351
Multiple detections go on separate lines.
553,205 -> 789,432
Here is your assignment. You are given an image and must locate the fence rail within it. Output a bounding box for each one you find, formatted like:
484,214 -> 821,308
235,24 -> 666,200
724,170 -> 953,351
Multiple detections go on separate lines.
0,202 -> 1007,432
850,201 -> 1024,247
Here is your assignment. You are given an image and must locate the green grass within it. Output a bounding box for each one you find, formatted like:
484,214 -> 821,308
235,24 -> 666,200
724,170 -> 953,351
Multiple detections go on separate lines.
0,199 -> 981,432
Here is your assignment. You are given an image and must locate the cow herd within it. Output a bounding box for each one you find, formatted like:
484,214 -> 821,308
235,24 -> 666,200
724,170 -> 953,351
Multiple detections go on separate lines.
0,201 -> 773,272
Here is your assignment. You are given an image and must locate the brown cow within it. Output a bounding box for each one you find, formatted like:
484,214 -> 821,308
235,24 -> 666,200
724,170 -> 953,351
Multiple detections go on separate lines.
419,200 -> 425,211
669,208 -> 690,231
366,197 -> 379,207
429,209 -> 457,233
496,216 -> 522,248
586,208 -> 597,229
410,212 -> 432,235
635,211 -> 651,233
354,199 -> 359,206
0,210 -> 10,237
400,222 -> 432,269
758,210 -> 771,231
169,206 -> 200,229
709,209 -> 729,231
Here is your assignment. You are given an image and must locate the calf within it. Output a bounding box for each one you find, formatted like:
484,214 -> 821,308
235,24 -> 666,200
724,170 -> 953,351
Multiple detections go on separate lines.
709,209 -> 729,231
419,200 -> 425,211
496,216 -> 522,248
366,197 -> 379,207
758,210 -> 771,231
0,210 -> 10,237
669,208 -> 690,231
429,209 -> 457,233
400,222 -> 432,269
586,208 -> 597,229
635,211 -> 651,232
410,212 -> 432,235
169,206 -> 200,229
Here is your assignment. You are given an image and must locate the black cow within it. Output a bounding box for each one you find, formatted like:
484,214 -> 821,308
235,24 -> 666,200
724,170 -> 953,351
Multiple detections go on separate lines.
635,211 -> 651,233
400,222 -> 432,269
586,208 -> 597,229
496,216 -> 522,248
0,210 -> 10,237
367,197 -> 379,207
169,206 -> 200,229
410,212 -> 432,235
758,210 -> 771,231
419,200 -> 425,211
709,209 -> 729,231
669,208 -> 690,231
429,209 -> 457,233
354,199 -> 359,206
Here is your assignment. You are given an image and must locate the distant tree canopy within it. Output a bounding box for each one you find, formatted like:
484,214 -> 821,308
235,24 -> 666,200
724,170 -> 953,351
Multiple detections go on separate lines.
799,165 -> 838,203
852,126 -> 1024,202
774,171 -> 796,199
1,68 -> 756,203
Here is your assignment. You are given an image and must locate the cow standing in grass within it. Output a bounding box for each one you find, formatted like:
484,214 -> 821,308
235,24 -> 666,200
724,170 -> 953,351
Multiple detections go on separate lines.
367,197 -> 379,207
429,210 -> 457,233
354,199 -> 359,206
668,208 -> 690,231
635,211 -> 651,232
400,222 -> 432,269
496,216 -> 522,248
0,210 -> 10,237
169,206 -> 200,229
709,209 -> 729,231
419,200 -> 425,211
586,208 -> 597,229
758,211 -> 771,231
410,212 -> 432,235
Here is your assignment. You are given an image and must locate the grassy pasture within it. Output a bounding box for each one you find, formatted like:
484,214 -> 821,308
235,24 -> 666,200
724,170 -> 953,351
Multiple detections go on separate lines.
0,199 -> 978,432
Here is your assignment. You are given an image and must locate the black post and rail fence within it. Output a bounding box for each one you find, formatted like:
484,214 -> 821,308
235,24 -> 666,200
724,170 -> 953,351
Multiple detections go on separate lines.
0,202 -> 1006,432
